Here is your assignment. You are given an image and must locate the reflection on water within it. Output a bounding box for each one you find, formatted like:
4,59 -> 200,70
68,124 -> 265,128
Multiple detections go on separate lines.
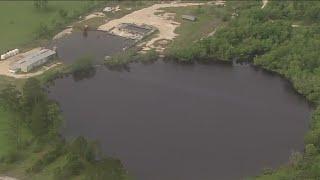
71,67 -> 96,82
49,61 -> 311,180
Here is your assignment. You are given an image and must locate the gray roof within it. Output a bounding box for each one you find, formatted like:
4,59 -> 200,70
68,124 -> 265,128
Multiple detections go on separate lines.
182,15 -> 197,21
10,49 -> 55,70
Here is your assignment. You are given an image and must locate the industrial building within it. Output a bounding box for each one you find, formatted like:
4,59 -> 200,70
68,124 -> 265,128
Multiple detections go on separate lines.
9,49 -> 56,73
109,23 -> 157,40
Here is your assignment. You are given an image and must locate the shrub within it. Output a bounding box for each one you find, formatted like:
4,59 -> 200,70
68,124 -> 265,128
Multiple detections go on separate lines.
1,151 -> 21,164
27,144 -> 64,173
105,50 -> 137,66
137,49 -> 158,64
53,154 -> 84,179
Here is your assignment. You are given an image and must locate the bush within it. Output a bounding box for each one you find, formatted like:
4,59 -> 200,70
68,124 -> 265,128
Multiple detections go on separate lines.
137,49 -> 158,64
1,151 -> 21,164
58,9 -> 68,18
27,144 -> 64,173
69,56 -> 94,74
105,50 -> 137,66
53,154 -> 84,179
35,23 -> 51,38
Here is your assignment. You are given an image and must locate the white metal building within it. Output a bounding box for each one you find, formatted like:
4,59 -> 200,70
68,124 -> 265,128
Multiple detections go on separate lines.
9,49 -> 56,73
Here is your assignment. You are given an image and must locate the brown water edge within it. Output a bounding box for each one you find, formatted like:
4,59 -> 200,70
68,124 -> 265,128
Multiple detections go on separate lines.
48,60 -> 312,180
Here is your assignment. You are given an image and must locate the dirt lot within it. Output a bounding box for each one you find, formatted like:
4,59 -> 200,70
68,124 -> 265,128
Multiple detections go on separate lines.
98,1 -> 225,52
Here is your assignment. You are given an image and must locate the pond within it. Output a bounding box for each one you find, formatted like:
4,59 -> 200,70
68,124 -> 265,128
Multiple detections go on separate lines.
49,31 -> 135,64
48,60 -> 311,180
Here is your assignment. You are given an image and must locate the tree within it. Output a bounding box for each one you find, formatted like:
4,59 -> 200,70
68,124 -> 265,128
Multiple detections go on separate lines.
0,84 -> 22,112
22,78 -> 45,113
35,23 -> 50,38
47,103 -> 63,137
58,9 -> 68,18
33,0 -> 48,9
30,102 -> 48,137
0,85 -> 23,150
8,115 -> 22,150
69,136 -> 96,162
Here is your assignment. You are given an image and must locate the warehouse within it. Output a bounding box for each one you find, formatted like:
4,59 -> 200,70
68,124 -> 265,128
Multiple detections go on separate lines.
9,49 -> 56,73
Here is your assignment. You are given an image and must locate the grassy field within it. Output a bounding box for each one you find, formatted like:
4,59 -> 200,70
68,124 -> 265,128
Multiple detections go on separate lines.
161,1 -> 255,52
0,1 -> 102,53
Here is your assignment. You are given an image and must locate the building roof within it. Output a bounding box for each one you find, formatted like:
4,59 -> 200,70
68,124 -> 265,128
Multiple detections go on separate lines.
10,49 -> 55,70
182,15 -> 197,21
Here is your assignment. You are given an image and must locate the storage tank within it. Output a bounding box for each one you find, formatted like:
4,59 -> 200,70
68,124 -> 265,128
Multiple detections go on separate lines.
2,54 -> 7,60
7,51 -> 13,57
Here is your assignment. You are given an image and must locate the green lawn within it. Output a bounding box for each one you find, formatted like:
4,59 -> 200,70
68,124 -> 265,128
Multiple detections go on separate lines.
0,1 -> 101,53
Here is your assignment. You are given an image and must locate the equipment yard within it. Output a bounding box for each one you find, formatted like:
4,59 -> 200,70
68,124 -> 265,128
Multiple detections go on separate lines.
98,1 -> 226,52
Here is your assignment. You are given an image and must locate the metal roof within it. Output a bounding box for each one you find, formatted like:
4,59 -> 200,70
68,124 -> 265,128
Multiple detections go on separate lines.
10,49 -> 55,70
182,15 -> 197,21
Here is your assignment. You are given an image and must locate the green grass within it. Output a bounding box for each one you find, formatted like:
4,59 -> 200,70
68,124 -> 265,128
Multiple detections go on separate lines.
0,108 -> 12,157
0,108 -> 33,158
0,1 -> 101,53
162,4 -> 231,50
0,76 -> 25,91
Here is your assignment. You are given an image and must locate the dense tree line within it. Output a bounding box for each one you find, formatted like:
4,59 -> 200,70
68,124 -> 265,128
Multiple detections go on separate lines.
0,78 -> 128,180
166,1 -> 320,179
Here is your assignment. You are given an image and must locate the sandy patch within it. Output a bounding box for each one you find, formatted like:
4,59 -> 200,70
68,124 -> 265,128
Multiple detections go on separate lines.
208,1 -> 226,6
0,176 -> 18,180
98,1 -> 213,52
0,48 -> 61,79
53,27 -> 73,40
84,12 -> 105,20
261,0 -> 268,9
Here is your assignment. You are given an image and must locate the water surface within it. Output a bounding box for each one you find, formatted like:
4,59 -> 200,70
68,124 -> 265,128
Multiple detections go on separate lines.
50,31 -> 134,64
49,61 -> 311,180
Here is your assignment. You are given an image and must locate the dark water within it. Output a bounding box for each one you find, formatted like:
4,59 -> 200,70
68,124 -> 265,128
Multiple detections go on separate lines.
50,31 -> 135,64
49,61 -> 311,180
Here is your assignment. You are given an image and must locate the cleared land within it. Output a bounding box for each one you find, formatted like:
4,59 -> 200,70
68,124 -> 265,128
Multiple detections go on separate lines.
98,1 -> 226,52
